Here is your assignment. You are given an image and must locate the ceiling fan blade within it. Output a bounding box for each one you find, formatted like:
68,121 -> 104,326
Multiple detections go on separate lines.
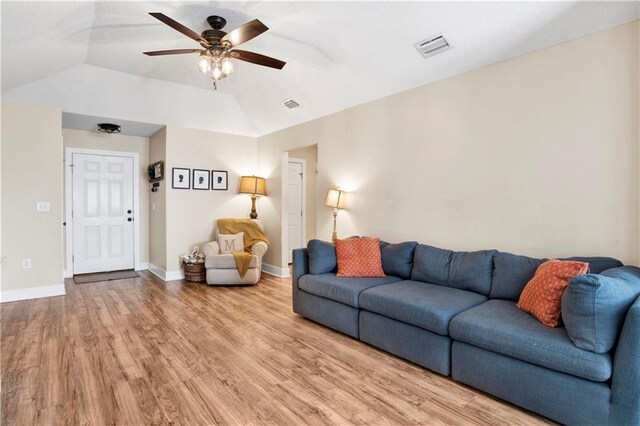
222,19 -> 268,46
149,12 -> 209,46
231,50 -> 285,70
231,50 -> 286,70
144,49 -> 201,56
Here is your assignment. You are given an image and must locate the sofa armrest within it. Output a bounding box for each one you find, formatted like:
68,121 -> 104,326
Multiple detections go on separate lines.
201,241 -> 220,257
610,295 -> 640,425
292,248 -> 309,313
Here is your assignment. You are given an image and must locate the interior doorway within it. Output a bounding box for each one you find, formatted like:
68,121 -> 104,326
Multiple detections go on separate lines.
284,145 -> 317,264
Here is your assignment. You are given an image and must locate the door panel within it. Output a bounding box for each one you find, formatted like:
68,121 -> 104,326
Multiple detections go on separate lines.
72,153 -> 134,274
287,161 -> 304,263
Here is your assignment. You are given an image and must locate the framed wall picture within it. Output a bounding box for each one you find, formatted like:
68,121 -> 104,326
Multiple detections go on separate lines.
192,169 -> 210,190
211,170 -> 228,191
172,168 -> 190,189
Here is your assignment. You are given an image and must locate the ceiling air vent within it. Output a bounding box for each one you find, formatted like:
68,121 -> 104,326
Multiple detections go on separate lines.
414,34 -> 450,58
282,99 -> 300,109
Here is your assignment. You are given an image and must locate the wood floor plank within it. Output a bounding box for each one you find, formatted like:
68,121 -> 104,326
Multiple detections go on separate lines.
1,272 -> 554,425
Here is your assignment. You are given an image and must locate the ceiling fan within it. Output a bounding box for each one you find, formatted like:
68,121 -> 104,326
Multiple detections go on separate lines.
144,13 -> 286,84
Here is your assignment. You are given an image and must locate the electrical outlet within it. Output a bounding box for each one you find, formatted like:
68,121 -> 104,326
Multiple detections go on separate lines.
22,258 -> 32,269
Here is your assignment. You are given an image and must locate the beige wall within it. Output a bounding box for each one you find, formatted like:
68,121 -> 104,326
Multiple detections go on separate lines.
164,126 -> 258,272
149,127 -> 168,270
1,102 -> 64,292
62,129 -> 150,269
287,145 -> 318,243
259,21 -> 640,268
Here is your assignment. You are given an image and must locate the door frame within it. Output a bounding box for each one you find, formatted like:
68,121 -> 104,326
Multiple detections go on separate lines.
283,156 -> 307,264
64,147 -> 142,277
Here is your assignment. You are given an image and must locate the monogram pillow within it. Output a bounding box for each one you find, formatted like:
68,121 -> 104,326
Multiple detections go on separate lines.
218,233 -> 244,254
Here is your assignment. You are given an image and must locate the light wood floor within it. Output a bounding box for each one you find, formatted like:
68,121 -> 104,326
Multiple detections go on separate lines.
1,272 -> 553,425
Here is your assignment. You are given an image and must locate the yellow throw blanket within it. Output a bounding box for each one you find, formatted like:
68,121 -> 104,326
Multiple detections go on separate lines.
217,218 -> 270,278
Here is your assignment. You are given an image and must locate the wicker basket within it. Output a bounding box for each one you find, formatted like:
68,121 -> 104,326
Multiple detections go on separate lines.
184,262 -> 206,282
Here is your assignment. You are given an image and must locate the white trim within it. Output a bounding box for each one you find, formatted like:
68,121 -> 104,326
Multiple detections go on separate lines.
148,263 -> 166,281
262,263 -> 290,278
1,284 -> 66,303
166,270 -> 185,281
65,147 -> 142,276
136,262 -> 149,271
63,269 -> 73,279
147,264 -> 184,282
280,153 -> 289,269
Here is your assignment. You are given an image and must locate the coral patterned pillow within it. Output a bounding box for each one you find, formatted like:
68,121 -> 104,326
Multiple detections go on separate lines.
517,259 -> 589,327
335,237 -> 385,277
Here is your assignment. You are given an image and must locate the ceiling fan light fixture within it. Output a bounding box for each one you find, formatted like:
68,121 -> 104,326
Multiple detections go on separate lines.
221,58 -> 233,75
211,65 -> 223,80
146,13 -> 285,89
198,51 -> 211,74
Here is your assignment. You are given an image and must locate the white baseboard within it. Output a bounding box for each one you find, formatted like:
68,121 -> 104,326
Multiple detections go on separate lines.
166,269 -> 185,281
1,284 -> 66,303
63,269 -> 73,278
148,264 -> 184,281
262,263 -> 290,278
148,263 -> 166,280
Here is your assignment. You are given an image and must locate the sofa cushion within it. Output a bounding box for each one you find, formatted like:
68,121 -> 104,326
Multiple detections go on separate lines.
562,266 -> 640,353
379,241 -> 418,279
449,299 -> 612,382
298,273 -> 401,308
359,280 -> 487,335
560,256 -> 623,274
307,239 -> 336,275
491,252 -> 546,300
205,254 -> 257,269
411,244 -> 497,295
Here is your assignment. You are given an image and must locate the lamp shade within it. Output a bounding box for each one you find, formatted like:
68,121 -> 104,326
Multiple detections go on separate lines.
239,176 -> 267,196
325,188 -> 346,209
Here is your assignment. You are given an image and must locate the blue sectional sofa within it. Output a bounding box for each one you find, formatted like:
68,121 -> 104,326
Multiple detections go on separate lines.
292,240 -> 640,425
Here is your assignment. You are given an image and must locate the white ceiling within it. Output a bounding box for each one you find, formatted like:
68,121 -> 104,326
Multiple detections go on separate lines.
2,1 -> 638,137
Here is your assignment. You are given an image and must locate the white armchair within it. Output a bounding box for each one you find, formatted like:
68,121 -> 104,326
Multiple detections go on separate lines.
201,221 -> 268,285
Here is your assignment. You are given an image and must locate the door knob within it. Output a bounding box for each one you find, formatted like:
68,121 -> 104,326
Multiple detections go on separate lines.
127,218 -> 133,222
127,209 -> 132,214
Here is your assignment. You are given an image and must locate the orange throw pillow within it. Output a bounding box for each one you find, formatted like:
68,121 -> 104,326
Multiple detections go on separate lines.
335,237 -> 385,277
517,259 -> 589,327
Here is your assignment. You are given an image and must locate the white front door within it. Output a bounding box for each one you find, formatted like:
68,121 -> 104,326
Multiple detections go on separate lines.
287,160 -> 304,263
72,153 -> 134,274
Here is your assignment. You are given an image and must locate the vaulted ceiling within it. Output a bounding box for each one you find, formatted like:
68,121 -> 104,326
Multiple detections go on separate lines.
2,1 -> 638,137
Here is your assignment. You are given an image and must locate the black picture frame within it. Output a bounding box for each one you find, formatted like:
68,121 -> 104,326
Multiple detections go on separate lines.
192,169 -> 210,190
172,168 -> 190,189
211,170 -> 228,191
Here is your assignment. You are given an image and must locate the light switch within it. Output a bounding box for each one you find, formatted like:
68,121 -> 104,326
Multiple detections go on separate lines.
36,201 -> 50,212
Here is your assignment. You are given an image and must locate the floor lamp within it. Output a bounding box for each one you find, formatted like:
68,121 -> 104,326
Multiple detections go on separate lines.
325,188 -> 347,243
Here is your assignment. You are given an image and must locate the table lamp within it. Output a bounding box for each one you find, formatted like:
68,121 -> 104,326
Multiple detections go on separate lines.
325,188 -> 347,243
239,176 -> 267,219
